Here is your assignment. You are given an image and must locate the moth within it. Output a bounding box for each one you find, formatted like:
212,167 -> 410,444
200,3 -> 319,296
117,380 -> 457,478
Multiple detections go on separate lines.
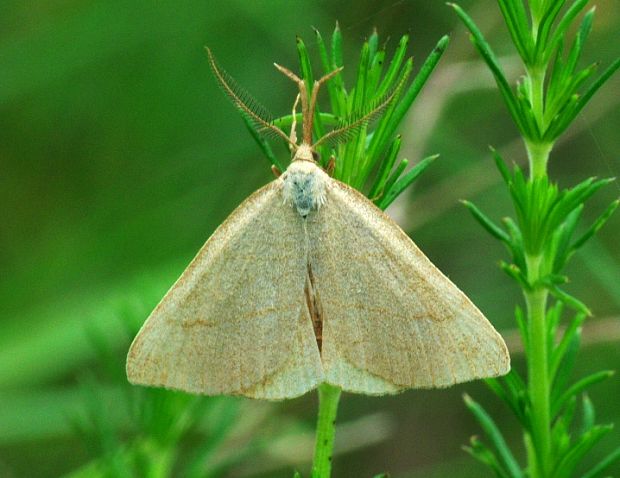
126,49 -> 510,400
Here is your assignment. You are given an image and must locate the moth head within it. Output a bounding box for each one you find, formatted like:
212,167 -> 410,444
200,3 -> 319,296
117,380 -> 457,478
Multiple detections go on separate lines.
282,160 -> 328,217
292,143 -> 318,163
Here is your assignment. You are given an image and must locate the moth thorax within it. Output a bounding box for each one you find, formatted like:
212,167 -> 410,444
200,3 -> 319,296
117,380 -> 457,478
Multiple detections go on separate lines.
282,160 -> 328,217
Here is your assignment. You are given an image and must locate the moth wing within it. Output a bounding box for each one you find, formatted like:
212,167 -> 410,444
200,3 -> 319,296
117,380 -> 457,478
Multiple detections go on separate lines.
127,181 -> 322,400
308,180 -> 510,394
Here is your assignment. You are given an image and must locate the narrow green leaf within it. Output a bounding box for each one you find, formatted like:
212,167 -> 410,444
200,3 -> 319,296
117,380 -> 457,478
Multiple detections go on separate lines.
501,262 -> 530,290
375,158 -> 408,210
296,36 -> 315,94
545,62 -> 597,127
368,29 -> 379,62
544,93 -> 579,141
378,154 -> 437,209
546,300 -> 565,354
485,373 -> 528,427
547,41 -> 566,105
462,200 -> 511,243
546,283 -> 591,315
569,57 -> 620,125
546,0 -> 590,63
552,395 -> 578,456
450,3 -> 530,137
529,0 -> 545,22
515,305 -> 528,349
464,394 -> 524,478
569,8 -> 595,71
273,112 -> 338,130
546,178 -> 611,233
550,313 -> 586,382
485,377 -> 510,403
580,393 -> 595,434
241,115 -> 285,172
552,205 -> 583,272
464,437 -> 512,478
355,33 -> 442,183
368,135 -> 401,199
314,27 -> 330,72
544,273 -> 569,285
349,123 -> 368,186
534,0 -> 566,62
503,368 -> 527,402
552,371 -> 615,417
502,217 -> 526,271
363,59 -> 412,178
352,41 -> 370,113
581,446 -> 620,478
508,163 -> 528,219
331,22 -> 343,69
314,27 -> 342,117
367,49 -> 386,101
391,35 -> 449,130
329,22 -> 346,108
376,34 -> 409,98
553,425 -> 613,478
571,199 -> 619,251
297,36 -> 326,142
492,148 -> 513,186
553,324 -> 581,404
497,0 -> 533,62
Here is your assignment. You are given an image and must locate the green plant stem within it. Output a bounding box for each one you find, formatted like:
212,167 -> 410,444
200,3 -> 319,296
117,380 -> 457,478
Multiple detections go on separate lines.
525,254 -> 551,478
530,67 -> 545,122
524,60 -> 553,476
525,140 -> 552,179
525,65 -> 552,178
311,383 -> 342,478
525,287 -> 551,476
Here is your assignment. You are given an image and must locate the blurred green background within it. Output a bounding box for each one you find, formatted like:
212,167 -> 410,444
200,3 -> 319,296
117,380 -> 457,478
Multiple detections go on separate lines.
1,0 -> 619,477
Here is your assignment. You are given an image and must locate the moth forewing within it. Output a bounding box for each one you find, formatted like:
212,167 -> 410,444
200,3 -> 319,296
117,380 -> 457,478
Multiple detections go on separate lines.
126,181 -> 323,399
307,180 -> 510,392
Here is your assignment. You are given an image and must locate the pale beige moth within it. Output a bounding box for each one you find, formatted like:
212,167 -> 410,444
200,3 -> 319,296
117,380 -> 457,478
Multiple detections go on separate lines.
126,49 -> 510,400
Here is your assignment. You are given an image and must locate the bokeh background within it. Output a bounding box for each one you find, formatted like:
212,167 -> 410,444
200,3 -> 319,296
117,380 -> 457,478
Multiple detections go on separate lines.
1,1 -> 619,477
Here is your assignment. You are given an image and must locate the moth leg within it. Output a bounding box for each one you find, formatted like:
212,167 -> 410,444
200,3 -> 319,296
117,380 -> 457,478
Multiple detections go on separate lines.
271,165 -> 282,178
326,155 -> 336,176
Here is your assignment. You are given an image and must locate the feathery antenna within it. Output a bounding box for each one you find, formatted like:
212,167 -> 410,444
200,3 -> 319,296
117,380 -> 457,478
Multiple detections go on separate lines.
206,47 -> 294,146
313,77 -> 406,149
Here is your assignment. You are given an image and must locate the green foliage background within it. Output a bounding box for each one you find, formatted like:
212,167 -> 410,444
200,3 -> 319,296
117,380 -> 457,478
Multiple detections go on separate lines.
0,0 -> 618,476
